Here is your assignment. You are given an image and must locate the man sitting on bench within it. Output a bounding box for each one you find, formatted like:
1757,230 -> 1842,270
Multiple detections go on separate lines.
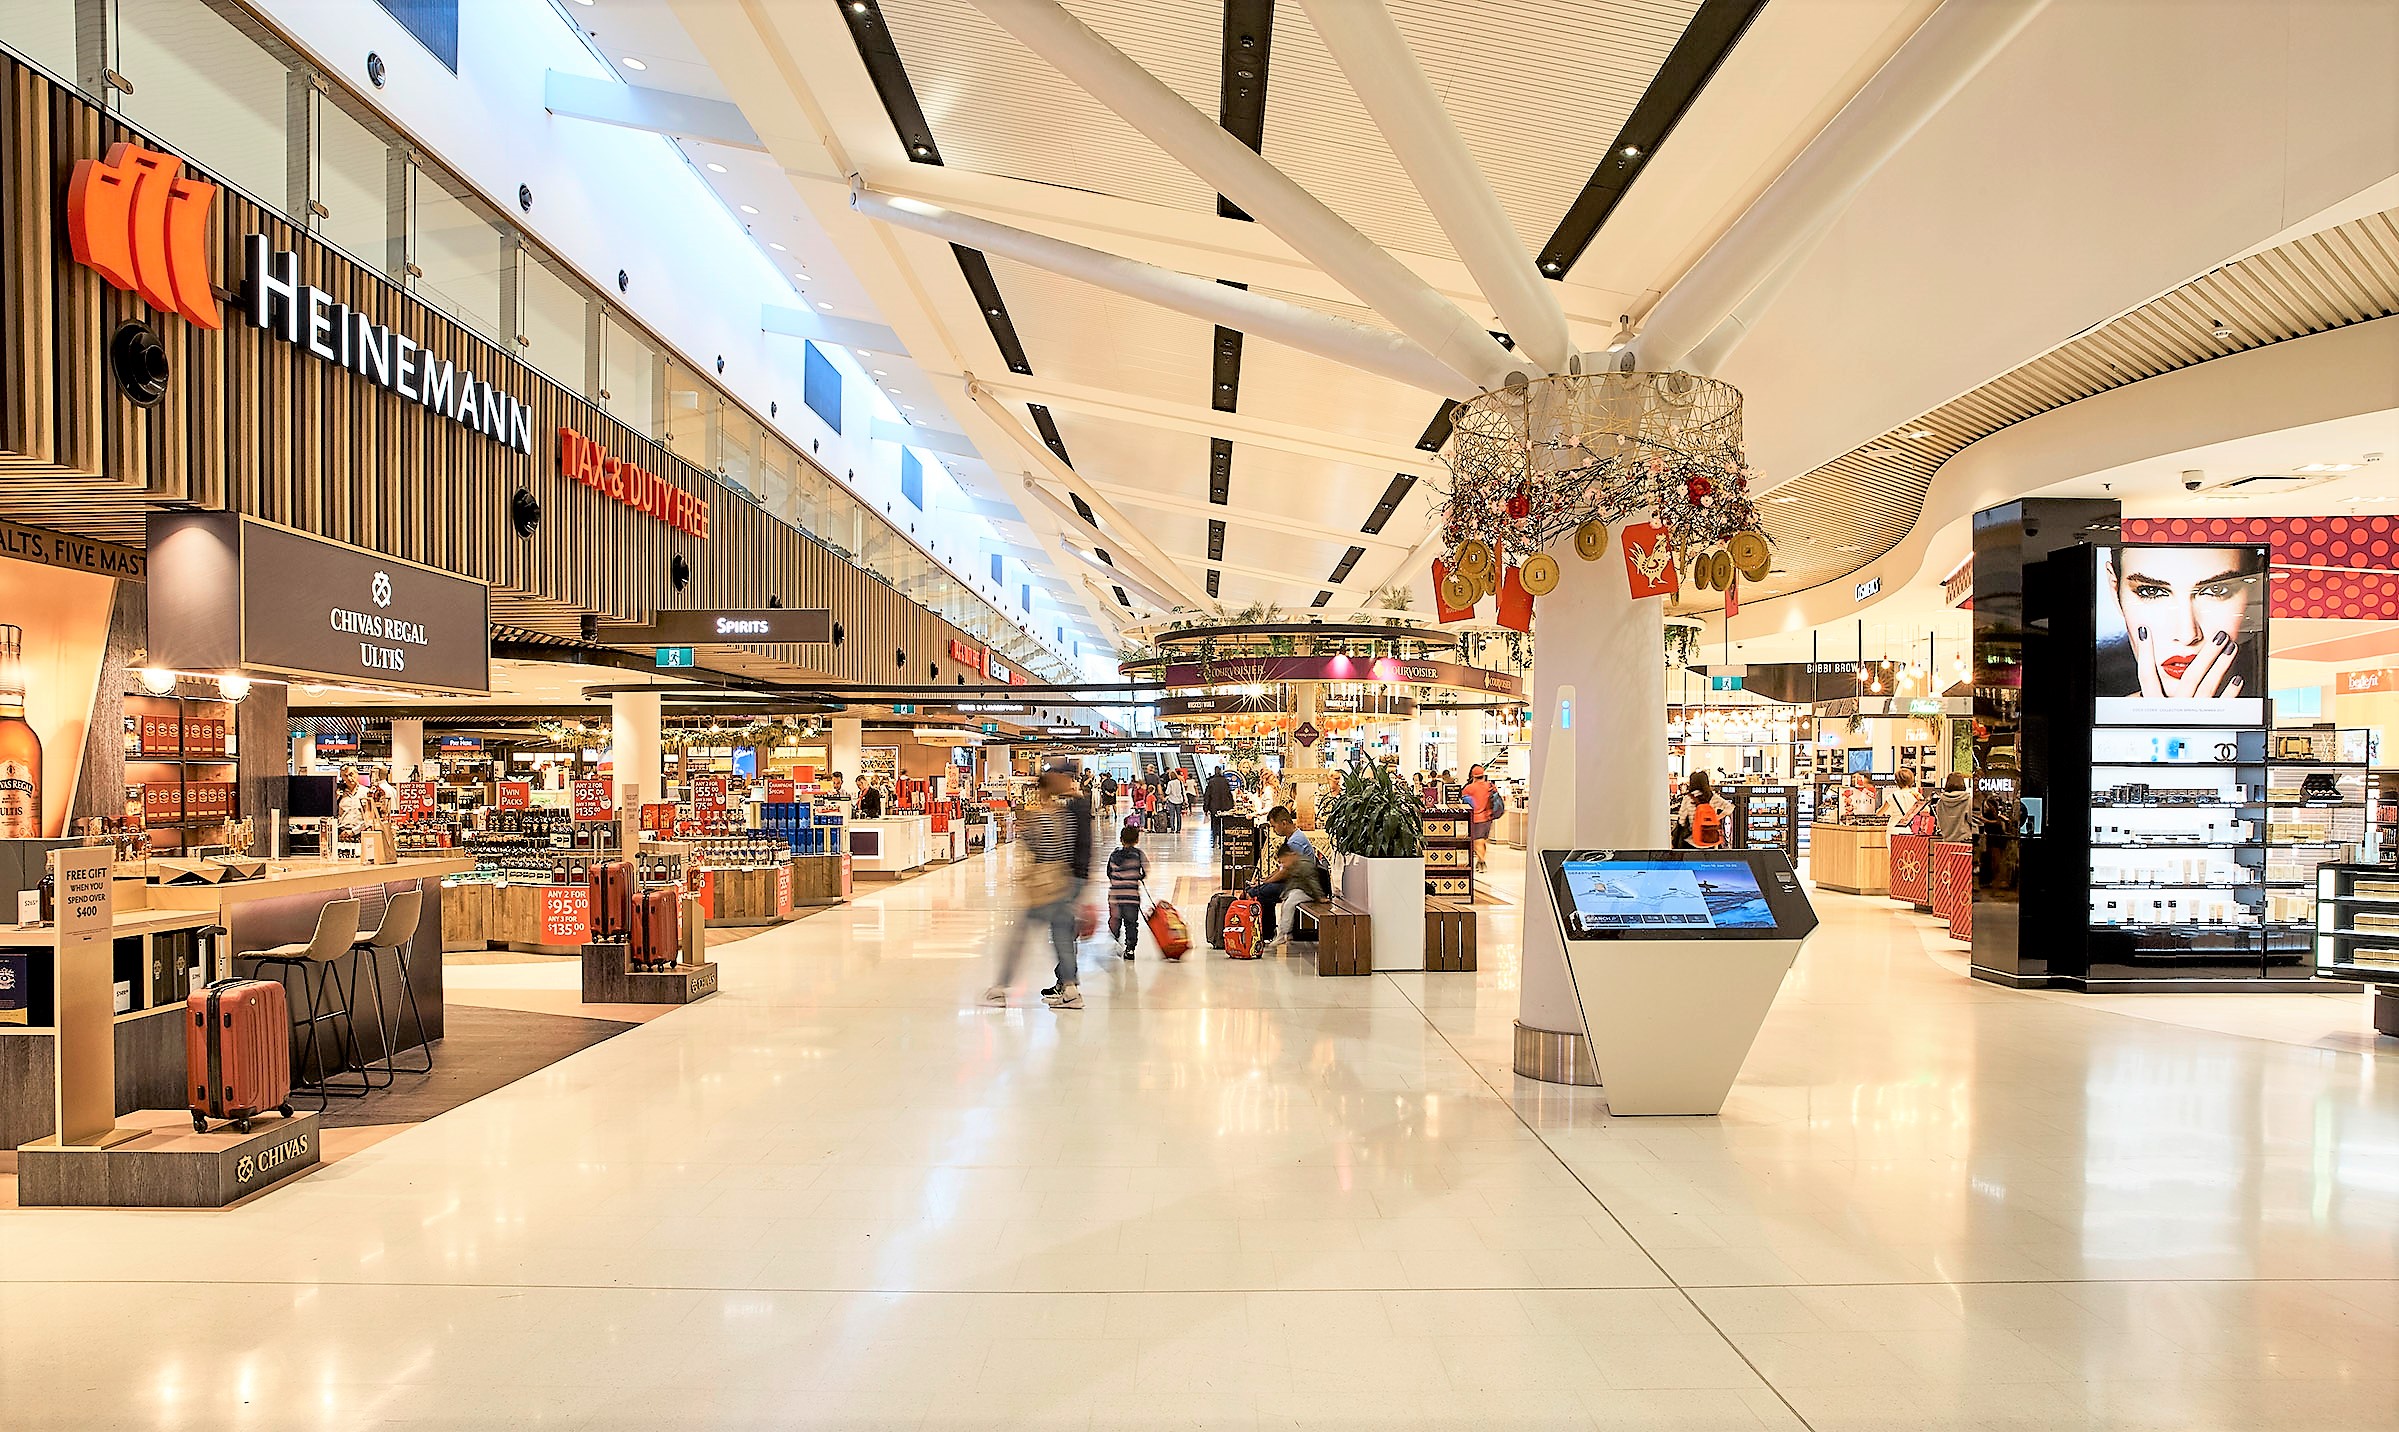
1244,806 -> 1325,952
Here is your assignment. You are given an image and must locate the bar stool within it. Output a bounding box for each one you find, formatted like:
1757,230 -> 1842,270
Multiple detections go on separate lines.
346,884 -> 428,1082
240,898 -> 363,1108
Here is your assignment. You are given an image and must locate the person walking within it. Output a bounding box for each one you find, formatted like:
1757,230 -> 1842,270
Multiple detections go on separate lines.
984,765 -> 1095,1009
1099,771 -> 1120,822
1934,772 -> 1974,842
1163,771 -> 1186,833
1203,767 -> 1235,845
1106,825 -> 1149,958
1674,770 -> 1727,849
1882,769 -> 1923,831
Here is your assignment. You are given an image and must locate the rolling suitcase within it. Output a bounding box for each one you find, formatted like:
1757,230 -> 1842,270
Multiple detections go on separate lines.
1221,896 -> 1263,959
632,888 -> 681,971
1206,889 -> 1239,948
587,859 -> 634,941
1146,898 -> 1191,961
186,978 -> 293,1134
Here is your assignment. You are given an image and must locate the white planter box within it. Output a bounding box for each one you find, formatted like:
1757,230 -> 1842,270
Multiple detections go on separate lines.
1348,854 -> 1426,971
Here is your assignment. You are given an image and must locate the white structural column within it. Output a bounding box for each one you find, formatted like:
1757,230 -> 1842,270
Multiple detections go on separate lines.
830,718 -> 864,788
390,719 -> 424,782
289,731 -> 315,775
1456,706 -> 1485,776
610,691 -> 664,857
1400,715 -> 1424,777
854,189 -> 1475,398
1515,555 -> 1666,1081
970,0 -> 1519,393
1295,0 -> 1573,374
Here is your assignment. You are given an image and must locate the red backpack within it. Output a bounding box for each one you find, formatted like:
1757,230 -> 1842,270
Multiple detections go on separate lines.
1221,896 -> 1263,958
1689,799 -> 1724,848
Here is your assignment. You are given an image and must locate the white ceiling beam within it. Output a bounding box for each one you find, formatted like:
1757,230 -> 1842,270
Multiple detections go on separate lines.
966,382 -> 1212,609
543,70 -> 765,150
760,303 -> 906,356
1013,476 -> 1212,614
1061,545 -> 1177,612
1298,0 -> 1573,374
969,0 -> 1519,392
966,374 -> 1446,478
868,417 -> 978,457
784,163 -> 1642,332
1048,474 -> 1414,552
1632,0 -> 2049,372
853,187 -> 1474,397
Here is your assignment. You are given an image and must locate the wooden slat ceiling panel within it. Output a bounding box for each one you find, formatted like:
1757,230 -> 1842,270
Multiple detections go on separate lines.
1697,206 -> 2399,612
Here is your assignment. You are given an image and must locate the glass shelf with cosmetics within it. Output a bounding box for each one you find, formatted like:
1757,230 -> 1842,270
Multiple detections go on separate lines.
2086,723 -> 2270,952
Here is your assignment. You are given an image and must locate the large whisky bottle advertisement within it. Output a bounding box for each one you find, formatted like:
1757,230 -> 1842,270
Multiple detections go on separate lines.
0,538 -> 118,837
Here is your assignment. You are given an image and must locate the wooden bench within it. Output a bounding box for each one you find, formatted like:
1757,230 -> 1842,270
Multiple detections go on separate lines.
1294,896 -> 1372,976
1425,897 -> 1477,972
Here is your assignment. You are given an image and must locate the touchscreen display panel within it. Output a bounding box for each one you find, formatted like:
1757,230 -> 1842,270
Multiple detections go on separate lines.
1559,859 -> 1775,932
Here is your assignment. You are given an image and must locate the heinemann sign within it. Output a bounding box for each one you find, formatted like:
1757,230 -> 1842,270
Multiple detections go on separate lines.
241,236 -> 533,454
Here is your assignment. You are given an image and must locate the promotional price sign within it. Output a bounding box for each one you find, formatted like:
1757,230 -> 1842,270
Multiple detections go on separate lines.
396,781 -> 434,817
776,862 -> 794,918
638,802 -> 677,837
538,884 -> 591,946
690,775 -> 725,810
764,779 -> 796,804
496,780 -> 532,810
572,777 -> 614,822
693,868 -> 717,921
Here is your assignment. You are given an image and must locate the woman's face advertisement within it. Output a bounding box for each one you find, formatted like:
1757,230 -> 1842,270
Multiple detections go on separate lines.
2099,546 -> 2266,702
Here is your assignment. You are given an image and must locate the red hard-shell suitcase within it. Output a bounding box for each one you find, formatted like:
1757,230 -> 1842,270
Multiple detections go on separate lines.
186,978 -> 292,1133
1206,890 -> 1238,948
1221,896 -> 1263,959
587,859 -> 634,940
1146,900 -> 1191,960
632,888 -> 681,970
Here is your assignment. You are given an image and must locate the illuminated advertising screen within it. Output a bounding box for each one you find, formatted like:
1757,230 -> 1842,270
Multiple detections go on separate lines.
2094,544 -> 2268,725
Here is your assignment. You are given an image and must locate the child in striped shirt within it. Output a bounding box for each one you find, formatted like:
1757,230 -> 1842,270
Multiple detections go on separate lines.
1105,827 -> 1149,958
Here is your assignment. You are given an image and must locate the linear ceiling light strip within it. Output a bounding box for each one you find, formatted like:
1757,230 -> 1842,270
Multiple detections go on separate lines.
841,0 -> 946,164
1215,0 -> 1275,221
1535,0 -> 1767,279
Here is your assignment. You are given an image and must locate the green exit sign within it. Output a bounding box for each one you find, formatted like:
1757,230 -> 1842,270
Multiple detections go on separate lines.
656,646 -> 696,668
982,722 -> 999,735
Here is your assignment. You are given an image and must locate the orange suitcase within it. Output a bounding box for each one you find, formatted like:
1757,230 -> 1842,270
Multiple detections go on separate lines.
187,978 -> 292,1133
632,888 -> 681,971
1146,900 -> 1191,960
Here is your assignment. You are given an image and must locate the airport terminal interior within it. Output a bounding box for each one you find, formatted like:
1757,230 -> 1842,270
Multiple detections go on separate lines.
0,1 -> 2394,1428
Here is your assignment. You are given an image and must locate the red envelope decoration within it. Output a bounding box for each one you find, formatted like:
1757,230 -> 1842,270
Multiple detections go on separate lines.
1725,575 -> 1740,618
1621,521 -> 1679,599
1431,556 -> 1477,623
1495,564 -> 1534,632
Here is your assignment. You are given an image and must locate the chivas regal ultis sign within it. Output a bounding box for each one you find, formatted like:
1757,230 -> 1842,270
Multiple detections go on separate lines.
67,142 -> 533,455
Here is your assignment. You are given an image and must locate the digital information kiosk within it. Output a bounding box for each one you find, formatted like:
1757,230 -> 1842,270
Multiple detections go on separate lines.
1537,848 -> 1819,1115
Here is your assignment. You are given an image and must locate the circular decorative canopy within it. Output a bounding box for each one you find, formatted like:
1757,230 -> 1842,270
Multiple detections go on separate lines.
1434,371 -> 1765,561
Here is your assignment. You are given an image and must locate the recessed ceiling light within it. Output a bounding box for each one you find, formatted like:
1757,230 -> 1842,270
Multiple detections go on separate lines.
705,161 -> 727,173
768,241 -> 786,251
872,369 -> 888,376
817,302 -> 833,311
621,56 -> 646,70
792,271 -> 808,282
738,203 -> 759,215
1901,428 -> 1935,440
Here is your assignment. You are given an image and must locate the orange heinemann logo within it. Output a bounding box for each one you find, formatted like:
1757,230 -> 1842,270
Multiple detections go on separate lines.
65,142 -> 223,329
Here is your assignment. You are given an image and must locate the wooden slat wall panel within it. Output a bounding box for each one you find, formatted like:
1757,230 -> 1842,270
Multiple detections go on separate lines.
0,52 -> 1032,691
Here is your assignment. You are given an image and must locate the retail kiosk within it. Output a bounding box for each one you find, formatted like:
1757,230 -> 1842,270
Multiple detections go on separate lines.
1536,847 -> 1818,1115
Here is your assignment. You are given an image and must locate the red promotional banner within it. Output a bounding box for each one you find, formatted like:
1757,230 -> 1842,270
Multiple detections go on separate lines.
765,779 -> 796,804
1431,556 -> 1476,623
694,868 -> 717,920
690,775 -> 725,810
776,862 -> 794,917
640,802 -> 677,837
840,853 -> 853,898
395,781 -> 434,817
496,781 -> 532,811
1620,521 -> 1679,600
1495,564 -> 1534,632
539,884 -> 591,946
572,777 -> 613,822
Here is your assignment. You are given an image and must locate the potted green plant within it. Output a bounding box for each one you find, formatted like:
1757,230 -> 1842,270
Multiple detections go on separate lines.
1318,758 -> 1427,970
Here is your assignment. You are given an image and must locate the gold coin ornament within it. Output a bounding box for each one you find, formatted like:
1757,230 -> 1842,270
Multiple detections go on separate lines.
1729,530 -> 1771,582
1520,553 -> 1561,595
1705,550 -> 1731,589
1572,519 -> 1609,561
1439,571 -> 1477,611
1688,552 -> 1716,591
1455,538 -> 1493,577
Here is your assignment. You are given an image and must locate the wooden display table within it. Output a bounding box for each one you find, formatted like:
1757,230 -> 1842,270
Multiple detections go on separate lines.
1809,822 -> 1890,895
0,909 -> 219,1150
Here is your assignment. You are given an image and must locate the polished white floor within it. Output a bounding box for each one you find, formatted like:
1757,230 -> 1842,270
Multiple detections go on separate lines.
3,826 -> 2395,1430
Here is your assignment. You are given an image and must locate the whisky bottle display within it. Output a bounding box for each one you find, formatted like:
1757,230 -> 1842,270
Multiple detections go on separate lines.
0,624 -> 41,838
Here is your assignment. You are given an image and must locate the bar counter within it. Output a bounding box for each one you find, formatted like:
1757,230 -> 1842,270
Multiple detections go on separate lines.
1808,821 -> 1891,895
